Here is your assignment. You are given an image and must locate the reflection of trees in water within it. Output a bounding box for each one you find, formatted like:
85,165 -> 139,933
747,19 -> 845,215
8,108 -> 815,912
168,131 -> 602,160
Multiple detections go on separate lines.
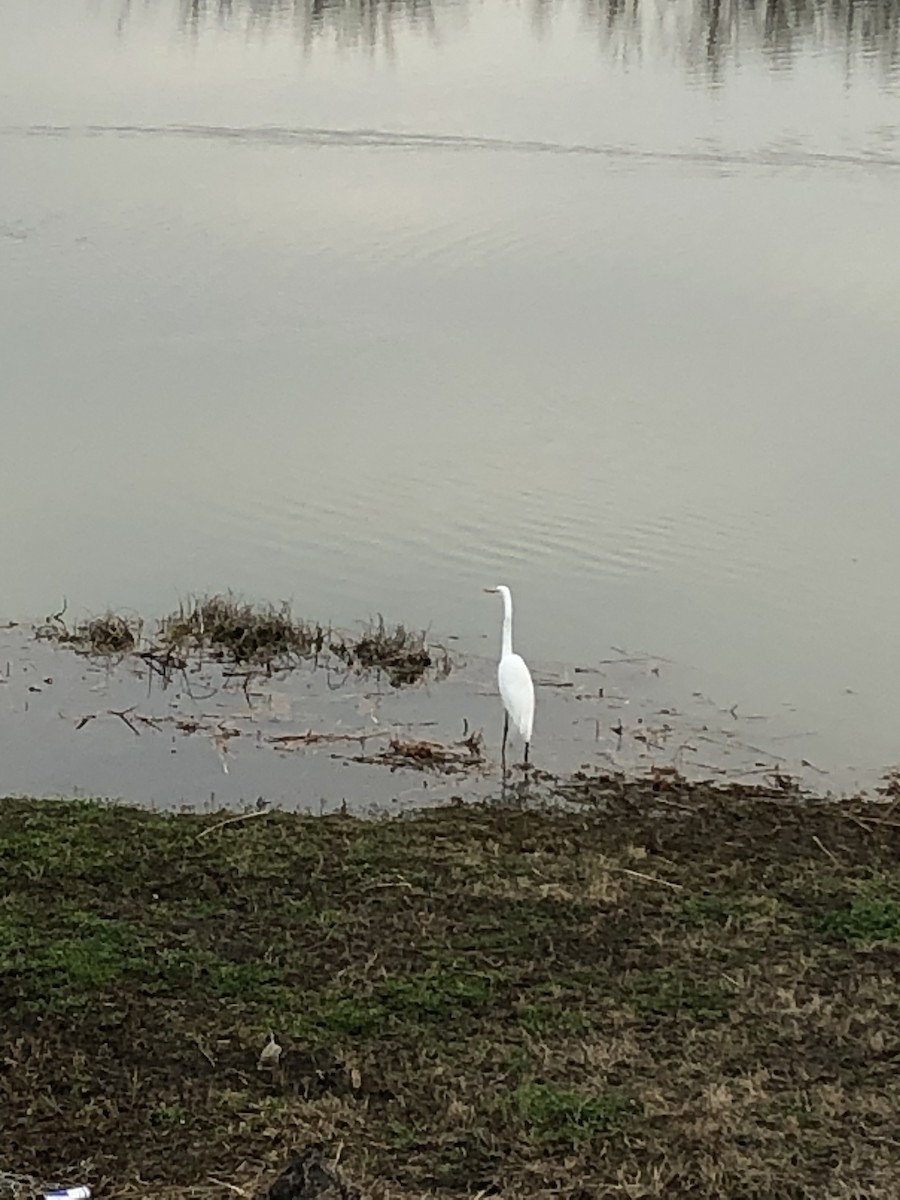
125,0 -> 900,73
171,0 -> 439,51
570,0 -> 900,80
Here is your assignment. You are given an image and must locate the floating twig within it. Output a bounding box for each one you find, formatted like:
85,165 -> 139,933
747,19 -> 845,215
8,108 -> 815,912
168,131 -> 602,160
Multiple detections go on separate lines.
109,707 -> 141,736
268,728 -> 395,747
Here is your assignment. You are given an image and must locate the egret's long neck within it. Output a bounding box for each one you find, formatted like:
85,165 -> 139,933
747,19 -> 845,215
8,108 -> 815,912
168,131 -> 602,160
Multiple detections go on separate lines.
501,591 -> 513,659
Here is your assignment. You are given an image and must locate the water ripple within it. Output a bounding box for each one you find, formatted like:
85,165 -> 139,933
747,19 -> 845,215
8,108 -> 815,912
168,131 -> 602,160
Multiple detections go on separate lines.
6,122 -> 900,174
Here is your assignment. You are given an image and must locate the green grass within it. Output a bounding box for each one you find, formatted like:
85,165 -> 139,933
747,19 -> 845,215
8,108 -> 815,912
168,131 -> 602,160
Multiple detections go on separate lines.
0,904 -> 149,987
517,1001 -> 592,1036
625,968 -> 731,1022
677,892 -> 749,926
820,896 -> 900,943
506,1082 -> 636,1144
289,968 -> 501,1041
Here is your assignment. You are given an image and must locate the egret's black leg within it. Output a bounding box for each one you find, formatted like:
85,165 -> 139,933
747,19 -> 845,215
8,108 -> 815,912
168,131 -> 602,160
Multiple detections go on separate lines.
524,740 -> 530,766
501,711 -> 509,777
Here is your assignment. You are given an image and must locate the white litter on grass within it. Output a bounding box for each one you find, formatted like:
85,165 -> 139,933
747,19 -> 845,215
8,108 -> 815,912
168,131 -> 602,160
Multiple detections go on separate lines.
258,1030 -> 283,1068
0,1175 -> 90,1200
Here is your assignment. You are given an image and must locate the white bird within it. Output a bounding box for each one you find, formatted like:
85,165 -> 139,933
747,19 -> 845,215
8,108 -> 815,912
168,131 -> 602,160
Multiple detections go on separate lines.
484,584 -> 535,768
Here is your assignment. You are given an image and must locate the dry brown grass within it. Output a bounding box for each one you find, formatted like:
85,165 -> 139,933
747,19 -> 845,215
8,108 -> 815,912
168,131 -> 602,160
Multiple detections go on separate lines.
35,608 -> 142,655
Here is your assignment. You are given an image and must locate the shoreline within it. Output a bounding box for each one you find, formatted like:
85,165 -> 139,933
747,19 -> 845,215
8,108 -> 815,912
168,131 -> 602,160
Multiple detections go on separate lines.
1,602 -> 882,809
3,781 -> 900,1197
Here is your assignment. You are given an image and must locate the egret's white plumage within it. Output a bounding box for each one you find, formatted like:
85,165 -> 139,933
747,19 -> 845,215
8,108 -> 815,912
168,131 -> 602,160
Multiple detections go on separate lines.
484,584 -> 534,765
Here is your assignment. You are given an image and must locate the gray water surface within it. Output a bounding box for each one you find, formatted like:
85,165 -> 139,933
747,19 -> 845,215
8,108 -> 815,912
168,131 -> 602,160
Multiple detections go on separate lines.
2,0 -> 900,790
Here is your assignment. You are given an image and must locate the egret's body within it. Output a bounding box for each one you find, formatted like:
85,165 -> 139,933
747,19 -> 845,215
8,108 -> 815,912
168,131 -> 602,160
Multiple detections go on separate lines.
484,585 -> 534,766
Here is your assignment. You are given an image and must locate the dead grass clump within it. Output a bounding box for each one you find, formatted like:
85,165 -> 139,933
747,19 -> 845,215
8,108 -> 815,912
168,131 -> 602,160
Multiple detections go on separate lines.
157,594 -> 325,667
331,616 -> 439,687
36,609 -> 141,655
356,731 -> 486,774
33,595 -> 456,686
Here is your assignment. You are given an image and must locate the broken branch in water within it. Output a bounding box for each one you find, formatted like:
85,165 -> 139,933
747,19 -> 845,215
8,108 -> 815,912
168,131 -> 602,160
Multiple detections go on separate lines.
108,707 -> 141,736
267,728 -> 396,747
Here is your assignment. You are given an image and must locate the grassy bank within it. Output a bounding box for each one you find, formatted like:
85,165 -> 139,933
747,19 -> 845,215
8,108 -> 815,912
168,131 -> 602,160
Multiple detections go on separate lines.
3,782 -> 900,1198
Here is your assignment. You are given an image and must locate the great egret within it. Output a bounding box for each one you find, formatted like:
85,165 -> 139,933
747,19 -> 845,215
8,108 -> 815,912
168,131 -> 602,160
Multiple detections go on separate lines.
484,585 -> 534,768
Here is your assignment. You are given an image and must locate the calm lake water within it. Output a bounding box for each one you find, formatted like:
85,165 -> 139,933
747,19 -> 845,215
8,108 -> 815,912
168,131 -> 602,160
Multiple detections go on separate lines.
2,0 -> 900,783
